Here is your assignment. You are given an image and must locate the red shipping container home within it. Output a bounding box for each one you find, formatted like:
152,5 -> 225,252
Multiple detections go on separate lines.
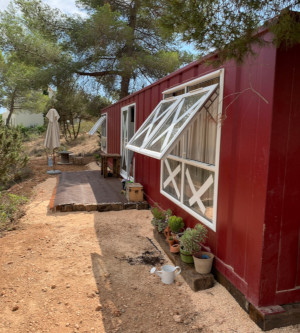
92,28 -> 300,329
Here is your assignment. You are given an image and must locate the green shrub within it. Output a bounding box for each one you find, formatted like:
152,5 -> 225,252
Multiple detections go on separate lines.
0,192 -> 28,232
18,124 -> 47,142
0,121 -> 29,188
168,215 -> 184,233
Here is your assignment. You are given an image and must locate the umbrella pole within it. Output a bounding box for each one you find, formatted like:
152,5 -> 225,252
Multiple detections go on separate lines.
53,149 -> 55,171
46,148 -> 61,175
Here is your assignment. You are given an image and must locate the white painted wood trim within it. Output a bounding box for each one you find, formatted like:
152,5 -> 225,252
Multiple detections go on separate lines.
102,112 -> 107,153
162,69 -> 222,96
120,103 -> 136,180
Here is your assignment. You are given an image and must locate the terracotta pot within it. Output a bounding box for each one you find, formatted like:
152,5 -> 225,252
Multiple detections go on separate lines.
164,226 -> 171,239
170,244 -> 180,253
193,252 -> 214,274
179,247 -> 194,264
168,238 -> 175,246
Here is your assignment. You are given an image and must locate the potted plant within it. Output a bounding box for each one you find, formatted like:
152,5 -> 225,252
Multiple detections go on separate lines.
167,236 -> 175,246
178,227 -> 193,263
179,224 -> 214,273
151,205 -> 172,233
168,215 -> 184,240
170,243 -> 180,253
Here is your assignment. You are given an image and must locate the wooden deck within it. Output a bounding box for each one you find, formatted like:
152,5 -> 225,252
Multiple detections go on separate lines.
51,170 -> 148,212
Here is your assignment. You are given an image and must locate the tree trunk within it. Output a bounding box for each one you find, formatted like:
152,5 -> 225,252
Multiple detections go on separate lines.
119,1 -> 139,99
6,90 -> 16,127
75,118 -> 81,139
120,76 -> 131,99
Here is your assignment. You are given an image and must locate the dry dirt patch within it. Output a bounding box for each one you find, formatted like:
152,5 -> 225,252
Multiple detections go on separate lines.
1,175 -> 300,333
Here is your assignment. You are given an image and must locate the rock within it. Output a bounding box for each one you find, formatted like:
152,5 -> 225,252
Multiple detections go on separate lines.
113,309 -> 121,317
173,315 -> 183,323
51,285 -> 56,289
12,305 -> 19,311
66,323 -> 70,327
42,288 -> 47,292
95,305 -> 102,311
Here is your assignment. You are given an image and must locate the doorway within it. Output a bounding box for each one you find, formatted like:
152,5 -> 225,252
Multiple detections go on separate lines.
121,104 -> 135,180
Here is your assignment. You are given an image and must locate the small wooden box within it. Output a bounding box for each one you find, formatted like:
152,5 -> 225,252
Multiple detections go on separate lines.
126,183 -> 144,202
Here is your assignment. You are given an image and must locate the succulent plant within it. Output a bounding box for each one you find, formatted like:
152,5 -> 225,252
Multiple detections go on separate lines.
180,224 -> 208,255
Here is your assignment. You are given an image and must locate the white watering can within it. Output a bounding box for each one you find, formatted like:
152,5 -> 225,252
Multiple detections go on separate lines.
150,265 -> 181,284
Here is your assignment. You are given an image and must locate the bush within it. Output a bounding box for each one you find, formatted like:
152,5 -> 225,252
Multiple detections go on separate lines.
18,124 -> 47,141
0,121 -> 29,189
168,215 -> 184,233
0,192 -> 28,232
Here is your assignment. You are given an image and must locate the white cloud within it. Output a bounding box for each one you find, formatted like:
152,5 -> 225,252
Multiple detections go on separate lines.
43,0 -> 85,16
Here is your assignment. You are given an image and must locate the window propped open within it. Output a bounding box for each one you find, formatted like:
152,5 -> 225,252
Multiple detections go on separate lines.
126,84 -> 218,160
88,114 -> 107,135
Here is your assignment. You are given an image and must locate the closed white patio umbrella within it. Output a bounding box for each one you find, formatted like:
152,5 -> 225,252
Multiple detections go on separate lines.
44,107 -> 61,174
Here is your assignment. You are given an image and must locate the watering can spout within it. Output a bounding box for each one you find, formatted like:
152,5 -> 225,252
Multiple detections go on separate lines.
150,267 -> 162,277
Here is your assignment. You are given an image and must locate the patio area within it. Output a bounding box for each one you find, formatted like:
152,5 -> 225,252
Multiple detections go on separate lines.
51,170 -> 148,212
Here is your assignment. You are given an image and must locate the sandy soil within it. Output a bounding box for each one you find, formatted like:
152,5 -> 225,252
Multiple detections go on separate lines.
1,163 -> 300,332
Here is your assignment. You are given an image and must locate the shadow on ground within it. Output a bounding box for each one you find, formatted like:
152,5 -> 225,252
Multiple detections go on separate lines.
90,210 -> 202,333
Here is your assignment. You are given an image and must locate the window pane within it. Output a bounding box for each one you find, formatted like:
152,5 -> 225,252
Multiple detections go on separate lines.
186,91 -> 218,164
145,92 -> 206,153
184,165 -> 214,222
101,119 -> 106,137
129,100 -> 175,148
101,137 -> 107,150
162,158 -> 182,200
170,136 -> 184,157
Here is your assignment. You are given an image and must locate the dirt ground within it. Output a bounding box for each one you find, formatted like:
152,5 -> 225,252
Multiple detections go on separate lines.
1,134 -> 300,333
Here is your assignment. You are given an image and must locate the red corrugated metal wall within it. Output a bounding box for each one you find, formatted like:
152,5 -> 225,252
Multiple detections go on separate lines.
101,32 -> 299,307
260,42 -> 300,306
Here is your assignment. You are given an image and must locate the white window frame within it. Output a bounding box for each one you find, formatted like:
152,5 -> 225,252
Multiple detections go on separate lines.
88,114 -> 107,136
127,84 -> 218,160
120,103 -> 136,180
160,69 -> 224,231
101,113 -> 108,153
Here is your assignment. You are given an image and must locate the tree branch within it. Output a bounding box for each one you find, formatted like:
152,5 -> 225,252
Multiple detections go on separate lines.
76,70 -> 121,77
